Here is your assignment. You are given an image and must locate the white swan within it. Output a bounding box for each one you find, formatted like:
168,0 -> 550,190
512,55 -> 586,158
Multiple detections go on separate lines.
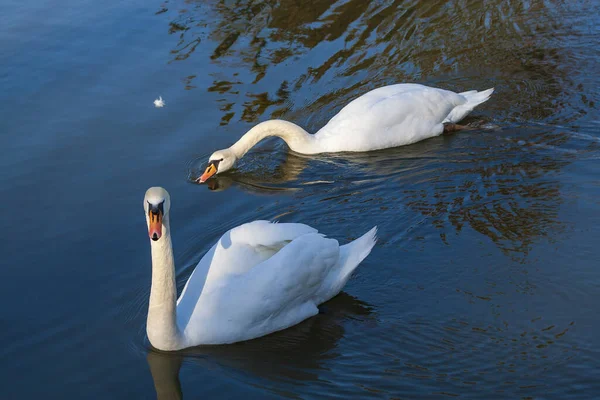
197,83 -> 494,182
143,187 -> 377,350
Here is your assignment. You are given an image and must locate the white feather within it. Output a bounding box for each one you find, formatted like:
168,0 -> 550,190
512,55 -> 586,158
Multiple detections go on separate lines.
154,96 -> 165,108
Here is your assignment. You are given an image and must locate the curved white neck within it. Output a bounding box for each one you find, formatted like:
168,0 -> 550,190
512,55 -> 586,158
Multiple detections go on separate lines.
147,217 -> 182,351
229,120 -> 318,157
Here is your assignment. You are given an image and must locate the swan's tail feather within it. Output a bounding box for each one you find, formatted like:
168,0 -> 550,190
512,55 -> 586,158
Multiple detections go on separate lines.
341,226 -> 378,272
321,227 -> 377,302
458,89 -> 478,96
462,87 -> 494,107
446,88 -> 494,123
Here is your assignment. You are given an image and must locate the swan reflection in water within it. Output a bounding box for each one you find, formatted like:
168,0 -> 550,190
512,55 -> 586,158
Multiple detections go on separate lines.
191,121 -> 569,260
147,352 -> 184,400
147,292 -> 374,399
189,132 -> 468,193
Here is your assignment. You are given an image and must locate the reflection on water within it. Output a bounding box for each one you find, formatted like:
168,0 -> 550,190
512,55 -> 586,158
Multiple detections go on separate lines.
166,0 -> 590,127
148,293 -> 579,398
188,146 -> 309,192
147,352 -> 183,400
401,133 -> 569,257
148,293 -> 373,398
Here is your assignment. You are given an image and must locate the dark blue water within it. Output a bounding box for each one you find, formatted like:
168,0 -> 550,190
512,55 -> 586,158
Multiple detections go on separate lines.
2,0 -> 600,398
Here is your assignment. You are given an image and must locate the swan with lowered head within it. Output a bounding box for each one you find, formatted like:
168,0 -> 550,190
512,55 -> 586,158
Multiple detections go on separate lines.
144,187 -> 377,350
197,83 -> 494,182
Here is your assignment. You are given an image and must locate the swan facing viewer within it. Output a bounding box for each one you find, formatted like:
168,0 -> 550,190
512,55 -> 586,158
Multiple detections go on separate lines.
197,83 -> 494,183
144,187 -> 377,350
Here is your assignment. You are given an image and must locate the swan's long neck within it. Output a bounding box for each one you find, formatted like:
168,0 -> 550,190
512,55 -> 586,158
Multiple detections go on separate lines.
229,119 -> 319,157
147,217 -> 182,351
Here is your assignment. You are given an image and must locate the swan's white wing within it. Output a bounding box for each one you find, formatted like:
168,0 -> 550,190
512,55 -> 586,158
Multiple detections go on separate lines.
206,220 -> 318,278
315,84 -> 467,152
176,221 -> 319,336
195,232 -> 340,344
179,220 -> 317,291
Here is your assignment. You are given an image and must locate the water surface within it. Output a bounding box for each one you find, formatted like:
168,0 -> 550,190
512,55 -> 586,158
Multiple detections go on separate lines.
2,0 -> 600,398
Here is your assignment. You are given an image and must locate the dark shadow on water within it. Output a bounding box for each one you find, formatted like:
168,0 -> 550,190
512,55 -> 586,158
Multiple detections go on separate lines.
147,292 -> 374,398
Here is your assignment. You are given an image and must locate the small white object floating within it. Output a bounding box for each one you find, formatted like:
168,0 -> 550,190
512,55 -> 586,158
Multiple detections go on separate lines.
154,96 -> 165,108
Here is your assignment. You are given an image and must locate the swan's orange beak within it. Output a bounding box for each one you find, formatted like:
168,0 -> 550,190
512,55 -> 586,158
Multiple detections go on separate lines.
148,209 -> 163,241
197,162 -> 217,184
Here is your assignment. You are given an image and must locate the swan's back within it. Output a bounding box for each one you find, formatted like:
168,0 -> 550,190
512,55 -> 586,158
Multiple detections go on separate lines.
331,84 -> 450,116
314,83 -> 481,152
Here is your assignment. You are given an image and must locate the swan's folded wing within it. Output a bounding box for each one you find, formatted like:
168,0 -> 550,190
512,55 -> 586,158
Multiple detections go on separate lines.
176,225 -> 338,343
213,233 -> 340,334
185,220 -> 320,290
227,220 -> 318,248
247,232 -> 340,300
325,84 -> 465,134
316,84 -> 467,151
